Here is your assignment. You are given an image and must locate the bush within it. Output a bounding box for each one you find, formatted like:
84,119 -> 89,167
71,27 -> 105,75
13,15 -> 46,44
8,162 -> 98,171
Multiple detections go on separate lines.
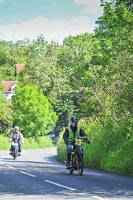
0,135 -> 53,150
0,135 -> 9,150
57,131 -> 66,163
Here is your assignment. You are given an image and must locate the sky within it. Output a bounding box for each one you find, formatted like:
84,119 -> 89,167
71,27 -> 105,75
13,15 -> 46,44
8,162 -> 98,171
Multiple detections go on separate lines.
0,0 -> 104,44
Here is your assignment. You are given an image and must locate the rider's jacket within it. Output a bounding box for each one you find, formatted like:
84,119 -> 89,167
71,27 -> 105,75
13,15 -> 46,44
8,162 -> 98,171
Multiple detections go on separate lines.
69,127 -> 80,140
9,131 -> 24,143
63,125 -> 88,144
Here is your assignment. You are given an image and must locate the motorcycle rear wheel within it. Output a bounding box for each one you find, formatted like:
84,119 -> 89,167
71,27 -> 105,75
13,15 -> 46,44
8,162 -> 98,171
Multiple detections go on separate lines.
77,154 -> 83,176
67,167 -> 73,175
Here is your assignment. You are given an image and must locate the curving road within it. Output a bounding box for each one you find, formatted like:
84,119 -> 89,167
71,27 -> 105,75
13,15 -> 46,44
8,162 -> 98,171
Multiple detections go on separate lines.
0,147 -> 133,200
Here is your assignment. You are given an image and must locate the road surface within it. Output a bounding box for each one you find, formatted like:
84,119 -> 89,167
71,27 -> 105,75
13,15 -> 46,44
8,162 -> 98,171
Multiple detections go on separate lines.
0,147 -> 133,200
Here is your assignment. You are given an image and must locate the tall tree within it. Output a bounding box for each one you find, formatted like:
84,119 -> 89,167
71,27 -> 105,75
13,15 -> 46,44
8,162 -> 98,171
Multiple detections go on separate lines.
0,40 -> 27,80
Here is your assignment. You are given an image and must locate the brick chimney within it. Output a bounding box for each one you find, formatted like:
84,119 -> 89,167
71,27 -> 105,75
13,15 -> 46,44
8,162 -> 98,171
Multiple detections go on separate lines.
15,64 -> 25,76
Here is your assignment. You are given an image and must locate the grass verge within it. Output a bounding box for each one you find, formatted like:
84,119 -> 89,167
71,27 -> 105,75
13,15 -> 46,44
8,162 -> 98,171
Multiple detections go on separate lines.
0,134 -> 54,150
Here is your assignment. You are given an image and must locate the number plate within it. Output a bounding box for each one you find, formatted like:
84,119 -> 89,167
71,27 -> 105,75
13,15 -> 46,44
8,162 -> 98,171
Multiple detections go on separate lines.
75,138 -> 81,145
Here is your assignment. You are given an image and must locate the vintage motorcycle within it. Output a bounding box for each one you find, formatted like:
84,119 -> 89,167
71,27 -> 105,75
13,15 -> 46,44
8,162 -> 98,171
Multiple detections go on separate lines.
66,136 -> 88,176
10,141 -> 19,160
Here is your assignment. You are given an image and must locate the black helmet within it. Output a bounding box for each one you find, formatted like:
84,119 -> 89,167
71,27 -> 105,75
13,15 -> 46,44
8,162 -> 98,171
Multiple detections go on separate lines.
70,116 -> 78,124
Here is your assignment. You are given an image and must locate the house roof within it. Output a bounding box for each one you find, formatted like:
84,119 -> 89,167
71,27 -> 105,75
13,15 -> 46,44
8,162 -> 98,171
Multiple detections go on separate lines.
16,64 -> 25,74
1,81 -> 18,92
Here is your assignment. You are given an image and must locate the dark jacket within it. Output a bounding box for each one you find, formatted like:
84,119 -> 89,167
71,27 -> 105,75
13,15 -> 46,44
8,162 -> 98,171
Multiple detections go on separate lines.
63,125 -> 89,144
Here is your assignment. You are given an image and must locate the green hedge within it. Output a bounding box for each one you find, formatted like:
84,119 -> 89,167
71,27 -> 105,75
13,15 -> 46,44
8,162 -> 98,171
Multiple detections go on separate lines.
57,118 -> 133,176
0,135 -> 53,150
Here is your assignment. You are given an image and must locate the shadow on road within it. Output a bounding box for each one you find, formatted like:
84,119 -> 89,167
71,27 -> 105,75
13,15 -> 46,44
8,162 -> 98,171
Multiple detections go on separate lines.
0,150 -> 133,199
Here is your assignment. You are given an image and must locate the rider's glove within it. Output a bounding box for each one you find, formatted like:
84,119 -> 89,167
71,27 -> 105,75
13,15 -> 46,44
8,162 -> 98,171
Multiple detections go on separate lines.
71,138 -> 75,144
65,139 -> 68,144
85,139 -> 90,144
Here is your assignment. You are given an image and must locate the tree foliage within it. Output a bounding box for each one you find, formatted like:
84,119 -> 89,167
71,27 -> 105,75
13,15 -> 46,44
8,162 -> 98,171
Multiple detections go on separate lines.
0,40 -> 27,80
0,0 -> 132,175
12,85 -> 58,137
0,74 -> 13,134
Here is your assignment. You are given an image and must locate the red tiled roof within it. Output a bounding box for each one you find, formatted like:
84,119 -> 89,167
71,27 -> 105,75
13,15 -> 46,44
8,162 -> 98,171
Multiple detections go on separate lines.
1,81 -> 18,92
16,64 -> 25,73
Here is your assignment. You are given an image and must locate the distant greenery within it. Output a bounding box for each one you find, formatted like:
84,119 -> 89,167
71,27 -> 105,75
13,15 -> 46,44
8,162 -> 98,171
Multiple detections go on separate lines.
23,135 -> 53,149
0,134 -> 53,150
0,74 -> 13,134
0,0 -> 132,176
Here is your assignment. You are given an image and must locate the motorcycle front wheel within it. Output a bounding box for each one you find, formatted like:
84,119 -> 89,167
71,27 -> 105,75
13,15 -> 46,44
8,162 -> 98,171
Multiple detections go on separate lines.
77,154 -> 83,176
13,147 -> 18,160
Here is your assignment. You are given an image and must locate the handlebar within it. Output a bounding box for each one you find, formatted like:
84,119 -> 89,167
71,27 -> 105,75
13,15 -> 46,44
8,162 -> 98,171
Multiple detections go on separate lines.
77,136 -> 87,140
67,136 -> 90,145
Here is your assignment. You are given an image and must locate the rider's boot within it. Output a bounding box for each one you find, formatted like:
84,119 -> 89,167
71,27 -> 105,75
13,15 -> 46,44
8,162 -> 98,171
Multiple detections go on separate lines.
66,154 -> 71,167
18,152 -> 21,156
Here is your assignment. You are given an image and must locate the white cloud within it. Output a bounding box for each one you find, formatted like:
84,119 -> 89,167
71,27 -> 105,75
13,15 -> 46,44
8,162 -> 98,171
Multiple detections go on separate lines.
0,16 -> 94,43
74,0 -> 103,14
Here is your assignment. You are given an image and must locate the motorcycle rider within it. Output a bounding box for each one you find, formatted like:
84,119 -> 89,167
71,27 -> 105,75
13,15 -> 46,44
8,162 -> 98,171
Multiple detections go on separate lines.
63,116 -> 90,167
9,126 -> 24,156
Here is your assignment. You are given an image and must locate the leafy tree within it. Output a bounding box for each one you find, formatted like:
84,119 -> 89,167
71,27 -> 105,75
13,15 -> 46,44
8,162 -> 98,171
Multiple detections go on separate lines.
12,85 -> 58,137
95,0 -> 133,121
55,33 -> 95,124
0,40 -> 27,80
24,35 -> 59,95
0,74 -> 13,134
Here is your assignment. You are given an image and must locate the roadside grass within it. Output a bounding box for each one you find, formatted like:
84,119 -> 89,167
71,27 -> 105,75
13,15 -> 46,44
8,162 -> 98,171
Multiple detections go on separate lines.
0,134 -> 54,150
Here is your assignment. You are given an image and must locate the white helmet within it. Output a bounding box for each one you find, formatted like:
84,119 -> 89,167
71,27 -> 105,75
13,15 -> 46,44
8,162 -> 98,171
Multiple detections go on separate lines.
14,126 -> 19,130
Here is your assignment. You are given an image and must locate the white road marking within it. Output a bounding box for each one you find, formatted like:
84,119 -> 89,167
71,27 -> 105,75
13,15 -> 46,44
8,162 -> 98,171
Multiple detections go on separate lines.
92,195 -> 107,200
6,165 -> 16,169
1,158 -> 108,199
0,156 -> 8,161
44,179 -> 77,191
1,156 -> 7,159
19,171 -> 37,177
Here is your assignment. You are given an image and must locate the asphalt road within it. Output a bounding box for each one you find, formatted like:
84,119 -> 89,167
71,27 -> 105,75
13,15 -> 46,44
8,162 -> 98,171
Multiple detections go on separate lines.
0,147 -> 133,200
